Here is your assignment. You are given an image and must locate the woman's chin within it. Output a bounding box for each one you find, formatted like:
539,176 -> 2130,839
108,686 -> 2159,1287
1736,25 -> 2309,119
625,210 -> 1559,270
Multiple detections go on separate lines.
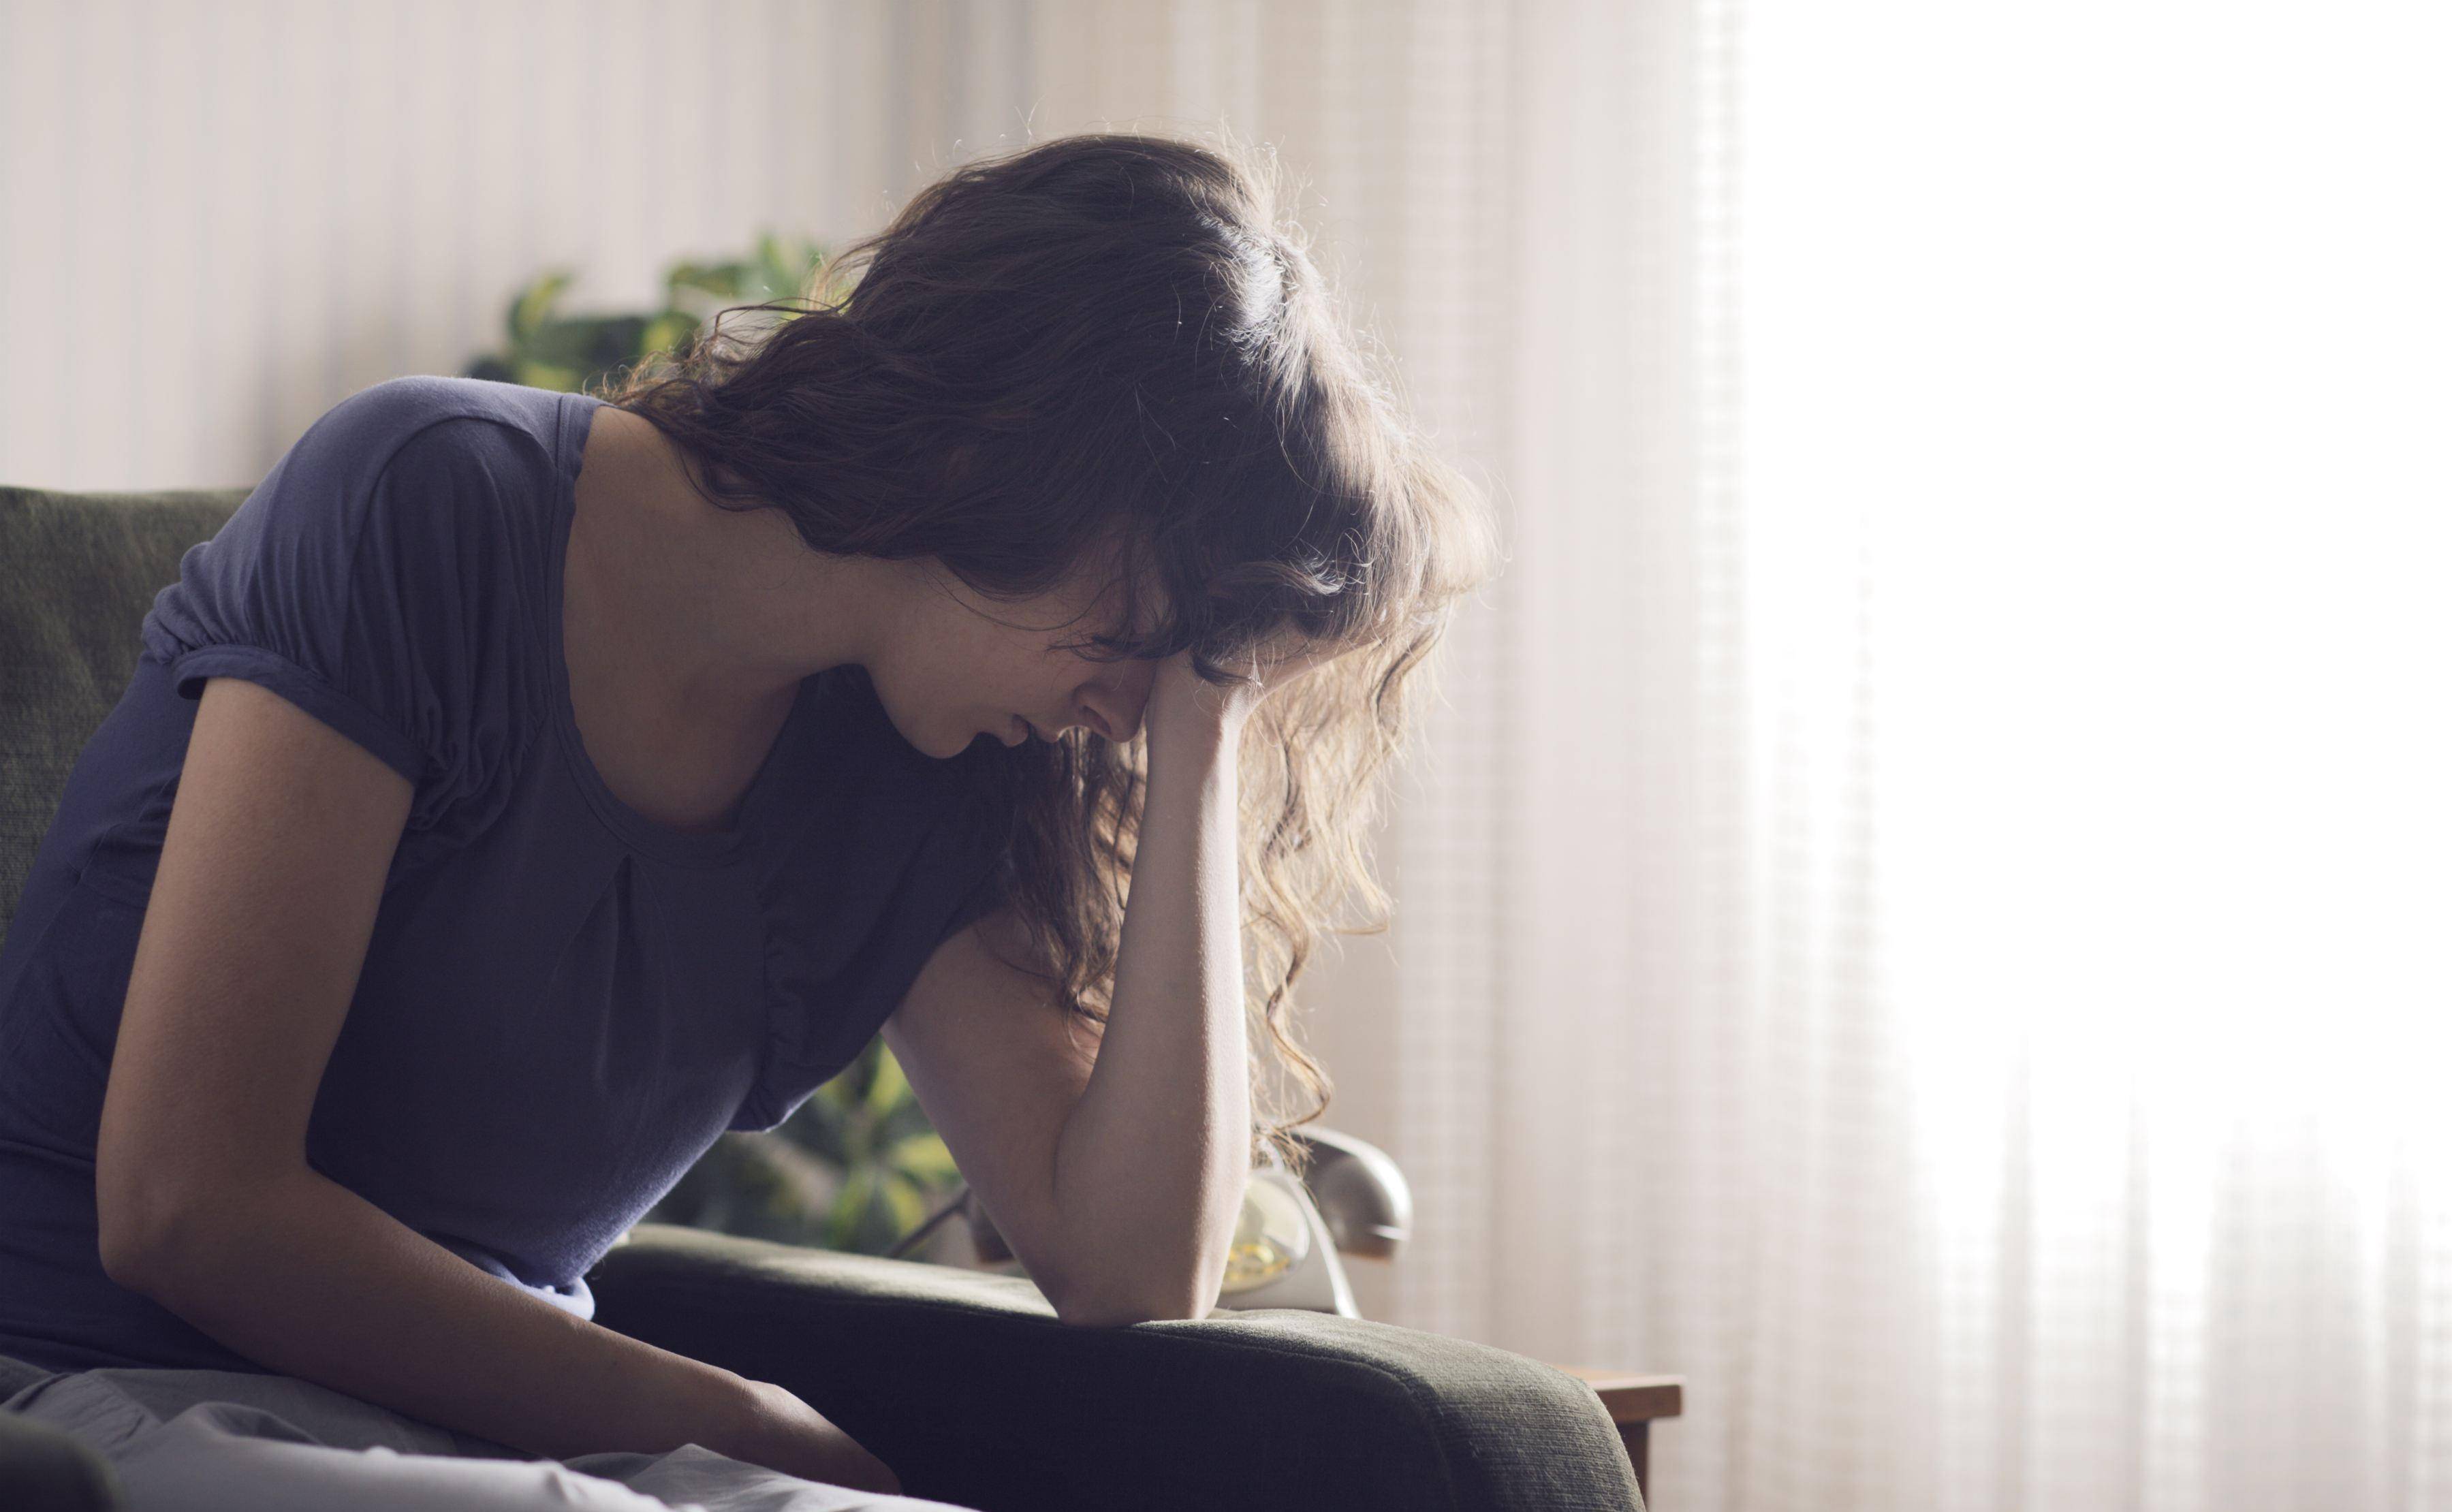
881,707 -> 963,759
896,708 -> 1011,759
947,723 -> 1005,759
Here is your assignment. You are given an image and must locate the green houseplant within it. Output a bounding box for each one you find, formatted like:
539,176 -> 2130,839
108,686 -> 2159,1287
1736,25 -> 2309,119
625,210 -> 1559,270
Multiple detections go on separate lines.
645,1037 -> 970,1258
464,233 -> 975,1263
462,229 -> 838,396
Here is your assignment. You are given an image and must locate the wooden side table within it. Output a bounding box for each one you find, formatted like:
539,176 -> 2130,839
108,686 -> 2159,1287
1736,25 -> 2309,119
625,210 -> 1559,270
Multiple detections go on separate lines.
1547,1366 -> 1683,1508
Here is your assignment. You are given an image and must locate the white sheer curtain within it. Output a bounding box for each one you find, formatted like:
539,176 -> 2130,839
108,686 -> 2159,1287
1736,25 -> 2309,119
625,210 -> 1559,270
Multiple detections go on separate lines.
1731,4 -> 2452,1507
1021,3 -> 2452,1509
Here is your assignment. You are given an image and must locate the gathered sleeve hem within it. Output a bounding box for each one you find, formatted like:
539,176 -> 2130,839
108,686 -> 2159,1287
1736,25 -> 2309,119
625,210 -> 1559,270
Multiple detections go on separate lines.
164,643 -> 428,787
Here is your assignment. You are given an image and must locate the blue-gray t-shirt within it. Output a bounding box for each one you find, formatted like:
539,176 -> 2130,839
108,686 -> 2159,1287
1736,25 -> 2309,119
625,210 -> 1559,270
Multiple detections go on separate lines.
0,375 -> 1016,1374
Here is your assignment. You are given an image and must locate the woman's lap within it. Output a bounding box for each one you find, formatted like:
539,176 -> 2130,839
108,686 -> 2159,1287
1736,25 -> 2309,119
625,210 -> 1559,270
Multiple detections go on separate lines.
1,1356 -> 978,1511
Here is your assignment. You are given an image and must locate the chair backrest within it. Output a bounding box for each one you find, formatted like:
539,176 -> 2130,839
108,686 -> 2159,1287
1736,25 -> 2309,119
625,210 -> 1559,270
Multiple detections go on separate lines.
0,484 -> 247,938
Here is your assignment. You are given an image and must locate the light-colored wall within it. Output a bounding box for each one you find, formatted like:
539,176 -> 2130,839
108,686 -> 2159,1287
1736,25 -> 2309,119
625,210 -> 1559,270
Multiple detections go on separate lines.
0,0 -> 1053,492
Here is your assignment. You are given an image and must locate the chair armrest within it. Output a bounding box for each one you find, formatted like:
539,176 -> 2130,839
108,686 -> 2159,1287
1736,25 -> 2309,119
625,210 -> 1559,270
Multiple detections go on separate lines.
585,1223 -> 1645,1512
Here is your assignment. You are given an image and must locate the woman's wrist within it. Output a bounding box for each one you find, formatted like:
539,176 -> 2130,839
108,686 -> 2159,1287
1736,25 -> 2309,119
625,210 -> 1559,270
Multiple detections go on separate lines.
664,1356 -> 761,1453
1144,650 -> 1257,744
1142,632 -> 1345,744
687,1371 -> 904,1493
1144,689 -> 1244,763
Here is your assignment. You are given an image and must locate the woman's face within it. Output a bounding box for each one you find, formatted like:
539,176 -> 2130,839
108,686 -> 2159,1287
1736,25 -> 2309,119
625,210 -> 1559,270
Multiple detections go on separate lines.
870,550 -> 1163,760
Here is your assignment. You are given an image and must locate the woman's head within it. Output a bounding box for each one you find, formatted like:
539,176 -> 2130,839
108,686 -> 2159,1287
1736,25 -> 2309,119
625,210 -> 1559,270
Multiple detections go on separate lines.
887,539 -> 1161,754
595,127 -> 1503,1171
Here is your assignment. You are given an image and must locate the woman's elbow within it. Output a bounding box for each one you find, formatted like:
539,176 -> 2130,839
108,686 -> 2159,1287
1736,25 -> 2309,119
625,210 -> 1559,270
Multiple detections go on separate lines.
1052,1276 -> 1210,1327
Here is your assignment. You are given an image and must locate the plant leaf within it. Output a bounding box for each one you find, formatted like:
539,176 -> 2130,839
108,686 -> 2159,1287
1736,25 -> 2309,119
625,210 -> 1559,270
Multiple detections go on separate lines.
885,1131 -> 960,1184
827,1163 -> 874,1250
510,270 -> 574,339
866,1045 -> 911,1116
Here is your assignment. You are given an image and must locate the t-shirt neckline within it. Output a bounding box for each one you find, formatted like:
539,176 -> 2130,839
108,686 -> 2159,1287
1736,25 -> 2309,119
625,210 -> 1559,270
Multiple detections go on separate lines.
546,389 -> 805,868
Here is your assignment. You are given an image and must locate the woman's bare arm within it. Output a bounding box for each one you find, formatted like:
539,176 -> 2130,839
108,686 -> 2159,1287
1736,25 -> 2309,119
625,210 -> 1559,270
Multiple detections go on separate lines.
1044,696 -> 1249,1323
1043,644 -> 1340,1325
113,1161 -> 749,1461
94,676 -> 881,1485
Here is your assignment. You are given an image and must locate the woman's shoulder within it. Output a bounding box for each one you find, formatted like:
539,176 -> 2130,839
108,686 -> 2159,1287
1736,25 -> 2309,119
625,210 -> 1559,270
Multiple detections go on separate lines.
320,374 -> 569,458
136,378 -> 585,843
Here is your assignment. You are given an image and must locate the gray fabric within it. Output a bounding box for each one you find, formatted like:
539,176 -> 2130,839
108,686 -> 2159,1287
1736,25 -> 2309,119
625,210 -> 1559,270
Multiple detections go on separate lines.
0,1351 -> 58,1401
1,1354 -> 978,1511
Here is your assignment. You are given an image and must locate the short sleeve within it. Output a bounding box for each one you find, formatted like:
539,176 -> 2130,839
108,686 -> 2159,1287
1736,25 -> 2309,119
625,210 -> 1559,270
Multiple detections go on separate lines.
141,379 -> 550,838
732,761 -> 1018,1134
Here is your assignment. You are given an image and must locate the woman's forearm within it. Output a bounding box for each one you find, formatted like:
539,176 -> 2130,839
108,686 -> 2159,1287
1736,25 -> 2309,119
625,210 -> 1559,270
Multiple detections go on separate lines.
112,1163 -> 758,1463
1046,702 -> 1253,1324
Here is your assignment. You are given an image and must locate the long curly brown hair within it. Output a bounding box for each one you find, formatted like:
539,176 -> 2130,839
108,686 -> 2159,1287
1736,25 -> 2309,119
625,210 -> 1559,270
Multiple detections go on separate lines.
591,126 -> 1503,1176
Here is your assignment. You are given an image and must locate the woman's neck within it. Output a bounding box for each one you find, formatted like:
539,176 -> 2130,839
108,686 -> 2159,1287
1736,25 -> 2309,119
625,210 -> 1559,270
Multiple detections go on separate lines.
571,405 -> 884,713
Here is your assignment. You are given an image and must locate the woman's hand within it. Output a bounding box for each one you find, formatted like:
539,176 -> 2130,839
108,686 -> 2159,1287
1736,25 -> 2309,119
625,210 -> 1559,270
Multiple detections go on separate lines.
1144,630 -> 1345,737
712,1376 -> 904,1496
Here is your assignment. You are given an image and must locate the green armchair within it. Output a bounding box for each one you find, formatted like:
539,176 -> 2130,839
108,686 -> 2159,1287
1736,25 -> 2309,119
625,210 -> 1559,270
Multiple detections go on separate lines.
0,478 -> 1648,1512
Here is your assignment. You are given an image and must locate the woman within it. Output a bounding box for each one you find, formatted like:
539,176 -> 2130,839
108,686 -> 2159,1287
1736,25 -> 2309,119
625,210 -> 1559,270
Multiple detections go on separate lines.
0,129 -> 1499,1509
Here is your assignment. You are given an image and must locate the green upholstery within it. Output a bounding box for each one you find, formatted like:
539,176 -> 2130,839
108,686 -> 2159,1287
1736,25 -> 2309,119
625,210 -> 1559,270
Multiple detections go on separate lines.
0,484 -> 251,940
586,1225 -> 1646,1511
0,481 -> 1646,1512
